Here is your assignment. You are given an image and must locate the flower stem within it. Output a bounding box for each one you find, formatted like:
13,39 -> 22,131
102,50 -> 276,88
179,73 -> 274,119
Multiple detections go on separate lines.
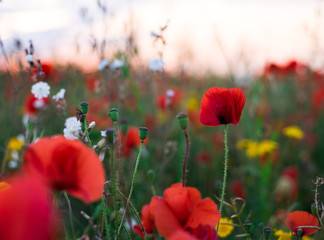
116,140 -> 144,240
84,116 -> 93,148
64,191 -> 76,240
217,124 -> 228,233
101,194 -> 110,239
182,130 -> 190,187
110,145 -> 119,233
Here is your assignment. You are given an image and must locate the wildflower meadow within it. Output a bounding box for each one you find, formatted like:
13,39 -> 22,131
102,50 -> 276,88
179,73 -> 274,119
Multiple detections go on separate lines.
1,2 -> 324,240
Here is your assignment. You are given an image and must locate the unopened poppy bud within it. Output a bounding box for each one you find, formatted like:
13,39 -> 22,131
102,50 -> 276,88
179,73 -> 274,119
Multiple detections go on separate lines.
244,220 -> 254,234
89,121 -> 96,129
139,127 -> 148,141
80,101 -> 89,114
105,129 -> 115,144
108,108 -> 119,122
176,113 -> 188,130
311,203 -> 318,215
147,169 -> 155,182
263,227 -> 272,240
120,118 -> 129,135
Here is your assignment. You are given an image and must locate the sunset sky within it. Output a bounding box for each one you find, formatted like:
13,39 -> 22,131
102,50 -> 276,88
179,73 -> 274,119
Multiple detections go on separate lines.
1,0 -> 324,76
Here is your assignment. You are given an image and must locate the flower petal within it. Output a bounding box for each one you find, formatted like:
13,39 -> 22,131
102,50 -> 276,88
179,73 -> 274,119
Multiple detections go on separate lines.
285,211 -> 319,236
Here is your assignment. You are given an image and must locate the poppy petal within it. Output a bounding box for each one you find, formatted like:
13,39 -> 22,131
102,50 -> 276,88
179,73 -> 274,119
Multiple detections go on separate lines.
285,211 -> 319,236
154,198 -> 182,238
169,229 -> 199,240
185,198 -> 221,229
229,88 -> 246,125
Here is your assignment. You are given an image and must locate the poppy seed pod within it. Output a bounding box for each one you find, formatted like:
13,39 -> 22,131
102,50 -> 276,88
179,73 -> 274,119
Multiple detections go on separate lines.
139,127 -> 148,141
244,220 -> 254,234
80,101 -> 89,114
263,227 -> 272,240
176,113 -> 188,130
108,108 -> 119,122
105,129 -> 115,144
120,118 -> 129,135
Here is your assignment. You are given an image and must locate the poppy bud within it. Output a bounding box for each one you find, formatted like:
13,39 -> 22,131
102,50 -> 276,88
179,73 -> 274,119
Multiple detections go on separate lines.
263,227 -> 272,240
176,113 -> 188,130
244,220 -> 254,234
80,101 -> 89,114
108,108 -> 119,122
105,128 -> 115,144
147,169 -> 155,182
139,127 -> 148,141
120,118 -> 129,135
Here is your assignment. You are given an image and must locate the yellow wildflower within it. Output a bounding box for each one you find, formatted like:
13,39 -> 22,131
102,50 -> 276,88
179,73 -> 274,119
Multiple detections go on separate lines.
302,236 -> 313,240
236,139 -> 255,150
0,182 -> 11,192
187,97 -> 199,112
274,230 -> 292,240
283,126 -> 304,139
217,217 -> 234,238
257,140 -> 278,156
8,137 -> 24,151
245,141 -> 259,158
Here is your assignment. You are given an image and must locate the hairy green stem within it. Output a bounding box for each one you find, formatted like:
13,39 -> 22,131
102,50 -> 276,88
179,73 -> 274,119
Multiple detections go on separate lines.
64,191 -> 76,240
116,141 -> 144,239
217,124 -> 228,233
84,116 -> 93,148
182,130 -> 190,187
101,194 -> 110,239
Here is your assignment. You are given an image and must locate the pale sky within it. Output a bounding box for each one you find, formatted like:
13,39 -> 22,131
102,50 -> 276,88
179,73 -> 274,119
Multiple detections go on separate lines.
1,0 -> 324,76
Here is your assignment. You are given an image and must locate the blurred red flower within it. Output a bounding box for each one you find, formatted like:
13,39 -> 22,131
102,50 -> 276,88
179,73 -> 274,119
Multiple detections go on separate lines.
230,180 -> 246,199
275,166 -> 298,205
263,60 -> 307,79
23,136 -> 105,204
285,211 -> 319,236
0,175 -> 60,240
156,89 -> 183,111
24,94 -> 49,115
135,183 -> 220,239
200,87 -> 245,127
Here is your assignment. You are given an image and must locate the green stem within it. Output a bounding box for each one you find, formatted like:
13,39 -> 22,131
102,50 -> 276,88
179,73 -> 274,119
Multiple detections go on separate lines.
116,141 -> 144,239
64,191 -> 76,240
110,145 -> 119,233
216,124 -> 228,233
182,130 -> 190,187
101,194 -> 110,239
84,116 -> 93,148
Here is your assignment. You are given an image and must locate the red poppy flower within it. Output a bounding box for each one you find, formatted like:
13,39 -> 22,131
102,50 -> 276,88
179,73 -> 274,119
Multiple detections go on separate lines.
0,175 -> 60,240
24,94 -> 49,115
135,183 -> 220,239
230,180 -> 246,199
23,136 -> 105,204
156,89 -> 183,111
134,197 -> 157,238
285,211 -> 319,236
200,87 -> 245,127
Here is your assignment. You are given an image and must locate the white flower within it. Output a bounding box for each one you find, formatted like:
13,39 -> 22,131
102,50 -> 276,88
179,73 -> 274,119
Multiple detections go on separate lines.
98,58 -> 109,71
63,117 -> 82,139
31,81 -> 50,99
101,131 -> 107,137
26,54 -> 33,63
33,99 -> 46,109
52,88 -> 66,101
148,58 -> 164,71
110,59 -> 124,70
22,114 -> 30,127
89,121 -> 96,129
166,89 -> 175,98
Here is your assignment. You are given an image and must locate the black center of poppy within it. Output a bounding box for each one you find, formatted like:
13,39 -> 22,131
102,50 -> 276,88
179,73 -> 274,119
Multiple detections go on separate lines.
218,116 -> 228,124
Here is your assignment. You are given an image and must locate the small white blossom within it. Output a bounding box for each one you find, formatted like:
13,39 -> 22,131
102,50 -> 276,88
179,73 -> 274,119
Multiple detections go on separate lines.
98,59 -> 109,71
110,59 -> 124,70
166,89 -> 175,98
8,159 -> 19,169
31,81 -> 50,99
148,58 -> 164,71
33,99 -> 46,109
26,54 -> 33,63
63,117 -> 82,139
52,88 -> 66,101
101,131 -> 107,137
89,121 -> 96,129
22,114 -> 30,127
